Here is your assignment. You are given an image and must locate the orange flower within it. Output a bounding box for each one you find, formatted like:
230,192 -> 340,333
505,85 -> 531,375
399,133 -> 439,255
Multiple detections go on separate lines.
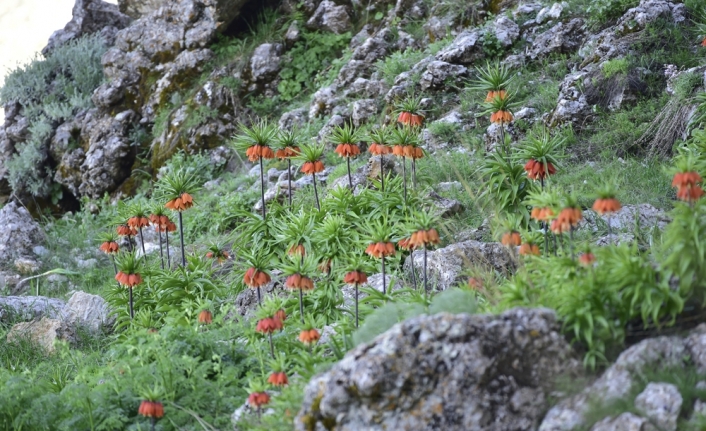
485,90 -> 507,102
531,207 -> 555,222
490,110 -> 513,124
702,37 -> 706,47
117,225 -> 138,237
99,241 -> 119,254
551,207 -> 583,234
592,198 -> 622,215
274,309 -> 287,323
392,145 -> 405,157
115,271 -> 142,287
408,228 -> 441,248
245,145 -> 275,161
677,184 -> 705,202
501,231 -> 521,247
334,143 -> 361,158
301,160 -> 325,175
247,392 -> 271,408
398,237 -> 415,250
672,172 -> 702,188
165,193 -> 194,212
369,143 -> 391,155
268,372 -> 289,387
343,270 -> 368,284
579,253 -> 596,266
288,244 -> 306,257
318,259 -> 331,274
198,310 -> 213,324
275,147 -> 300,159
365,242 -> 395,258
138,400 -> 164,418
127,216 -> 150,229
519,243 -> 540,256
256,317 -> 283,334
285,274 -> 314,291
165,221 -> 177,233
243,267 -> 271,287
524,159 -> 557,181
298,328 -> 320,345
397,112 -> 424,127
468,277 -> 483,290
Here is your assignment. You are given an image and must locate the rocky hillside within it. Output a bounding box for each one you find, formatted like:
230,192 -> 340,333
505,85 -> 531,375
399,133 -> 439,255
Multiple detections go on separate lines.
0,0 -> 706,430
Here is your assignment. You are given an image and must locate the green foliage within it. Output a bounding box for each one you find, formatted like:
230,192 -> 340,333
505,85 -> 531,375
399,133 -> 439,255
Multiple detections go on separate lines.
478,152 -> 536,225
601,58 -> 629,78
376,49 -> 427,86
661,200 -> 706,299
277,31 -> 351,102
586,0 -> 640,27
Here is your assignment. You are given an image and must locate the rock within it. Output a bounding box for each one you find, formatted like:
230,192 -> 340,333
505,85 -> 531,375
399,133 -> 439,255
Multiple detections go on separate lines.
61,291 -> 114,333
118,0 -> 250,29
234,273 -> 286,319
306,0 -> 351,34
493,16 -> 520,47
536,2 -> 566,24
435,30 -> 483,65
14,258 -> 40,274
7,317 -> 64,353
589,413 -> 653,431
427,190 -> 464,218
419,61 -> 468,91
0,201 -> 46,266
583,204 -> 670,232
43,0 -> 132,55
279,108 -> 309,130
351,98 -> 379,127
341,273 -> 404,307
296,308 -> 581,431
539,334 -> 689,430
0,271 -> 23,295
249,43 -> 284,83
528,19 -> 585,60
549,71 -> 591,126
404,240 -> 516,292
0,296 -> 66,322
634,383 -> 681,431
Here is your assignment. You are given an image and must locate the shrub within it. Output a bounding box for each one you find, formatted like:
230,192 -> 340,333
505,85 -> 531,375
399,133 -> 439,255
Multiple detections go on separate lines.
601,58 -> 629,78
586,0 -> 640,27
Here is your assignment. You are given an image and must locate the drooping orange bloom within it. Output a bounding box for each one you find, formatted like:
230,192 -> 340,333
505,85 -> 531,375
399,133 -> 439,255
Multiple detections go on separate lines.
301,160 -> 325,175
274,309 -> 287,323
672,171 -> 702,188
519,243 -> 540,256
268,372 -> 289,387
397,112 -> 424,127
468,277 -> 483,290
166,221 -> 177,233
334,143 -> 361,158
318,259 -> 332,274
243,267 -> 271,287
247,392 -> 271,408
677,185 -> 705,202
398,237 -> 415,250
256,317 -> 283,334
285,274 -> 315,291
592,198 -> 622,215
490,110 -> 513,124
127,216 -> 150,229
501,231 -> 521,247
402,146 -> 424,160
138,400 -> 164,418
117,225 -> 138,237
551,207 -> 583,234
343,270 -> 368,285
245,145 -> 275,162
115,272 -> 143,287
150,214 -> 172,232
99,241 -> 119,254
485,90 -> 507,102
165,193 -> 194,212
369,142 -> 391,155
198,310 -> 213,324
524,159 -> 557,181
392,145 -> 405,157
702,37 -> 706,47
275,147 -> 300,159
365,242 -> 396,258
578,253 -> 596,266
206,250 -> 230,264
298,328 -> 320,345
408,228 -> 441,248
530,207 -> 555,222
288,244 -> 306,257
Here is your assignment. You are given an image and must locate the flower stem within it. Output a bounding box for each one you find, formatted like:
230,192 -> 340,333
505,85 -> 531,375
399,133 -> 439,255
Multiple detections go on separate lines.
269,332 -> 275,359
412,158 -> 417,189
347,156 -> 352,190
299,287 -> 304,323
129,287 -> 134,319
158,230 -> 164,270
259,157 -> 266,219
410,249 -> 418,290
570,227 -> 575,260
139,226 -> 147,262
423,246 -> 428,293
402,158 -> 407,204
165,231 -> 171,269
543,223 -> 549,257
312,174 -> 320,211
381,257 -> 386,295
553,233 -> 557,257
257,286 -> 262,306
151,417 -> 155,431
355,282 -> 359,328
287,158 -> 292,208
178,211 -> 186,267
380,155 -> 385,193
608,216 -> 613,245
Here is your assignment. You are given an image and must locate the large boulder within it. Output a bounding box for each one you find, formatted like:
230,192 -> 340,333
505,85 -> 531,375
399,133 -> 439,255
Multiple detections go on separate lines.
0,201 -> 46,266
296,308 -> 581,431
404,240 -> 515,291
118,0 -> 251,27
61,291 -> 115,333
306,1 -> 352,34
43,0 -> 132,55
6,317 -> 65,353
0,296 -> 66,322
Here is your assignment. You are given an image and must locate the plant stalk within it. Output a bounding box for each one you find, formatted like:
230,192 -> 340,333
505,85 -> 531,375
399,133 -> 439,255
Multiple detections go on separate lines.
570,227 -> 575,260
410,249 -> 418,290
380,155 -> 385,193
165,230 -> 171,269
412,158 -> 417,189
355,282 -> 359,328
347,156 -> 352,190
178,211 -> 186,267
139,226 -> 147,262
312,174 -> 320,210
287,158 -> 292,208
256,286 -> 261,306
299,287 -> 304,323
381,257 -> 386,295
158,230 -> 164,270
423,246 -> 428,293
129,287 -> 134,319
259,157 -> 266,219
402,157 -> 407,203
268,332 -> 275,359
